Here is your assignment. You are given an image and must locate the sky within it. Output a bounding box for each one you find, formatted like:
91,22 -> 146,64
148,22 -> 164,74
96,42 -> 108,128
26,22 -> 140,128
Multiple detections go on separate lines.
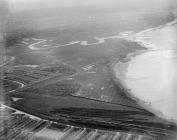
6,0 -> 177,11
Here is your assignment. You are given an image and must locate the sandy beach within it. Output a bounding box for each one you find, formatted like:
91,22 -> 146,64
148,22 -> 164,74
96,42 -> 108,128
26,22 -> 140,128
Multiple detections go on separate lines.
114,15 -> 177,122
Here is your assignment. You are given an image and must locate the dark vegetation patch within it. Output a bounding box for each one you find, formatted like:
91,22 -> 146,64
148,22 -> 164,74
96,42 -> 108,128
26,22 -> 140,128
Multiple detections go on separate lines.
41,65 -> 76,75
18,81 -> 82,97
5,30 -> 35,47
0,79 -> 20,92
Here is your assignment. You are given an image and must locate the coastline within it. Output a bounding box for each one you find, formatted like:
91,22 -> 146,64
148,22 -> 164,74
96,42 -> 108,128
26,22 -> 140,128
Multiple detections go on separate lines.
113,13 -> 177,123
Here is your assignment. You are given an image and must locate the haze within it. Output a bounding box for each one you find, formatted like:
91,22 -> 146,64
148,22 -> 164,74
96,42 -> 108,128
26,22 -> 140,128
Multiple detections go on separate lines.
7,0 -> 176,11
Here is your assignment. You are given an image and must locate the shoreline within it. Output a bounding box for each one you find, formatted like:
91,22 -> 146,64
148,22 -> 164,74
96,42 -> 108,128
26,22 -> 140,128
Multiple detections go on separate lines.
113,14 -> 177,123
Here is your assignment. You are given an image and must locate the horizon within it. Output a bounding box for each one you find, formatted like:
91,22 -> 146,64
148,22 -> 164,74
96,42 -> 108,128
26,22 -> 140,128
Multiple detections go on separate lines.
6,0 -> 177,11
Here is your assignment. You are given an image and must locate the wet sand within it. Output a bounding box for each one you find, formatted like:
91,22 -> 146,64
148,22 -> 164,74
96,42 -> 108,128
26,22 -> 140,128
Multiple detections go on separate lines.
114,17 -> 177,122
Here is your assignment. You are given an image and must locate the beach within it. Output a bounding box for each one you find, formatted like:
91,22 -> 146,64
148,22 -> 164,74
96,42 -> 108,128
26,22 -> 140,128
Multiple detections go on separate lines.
114,15 -> 177,122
